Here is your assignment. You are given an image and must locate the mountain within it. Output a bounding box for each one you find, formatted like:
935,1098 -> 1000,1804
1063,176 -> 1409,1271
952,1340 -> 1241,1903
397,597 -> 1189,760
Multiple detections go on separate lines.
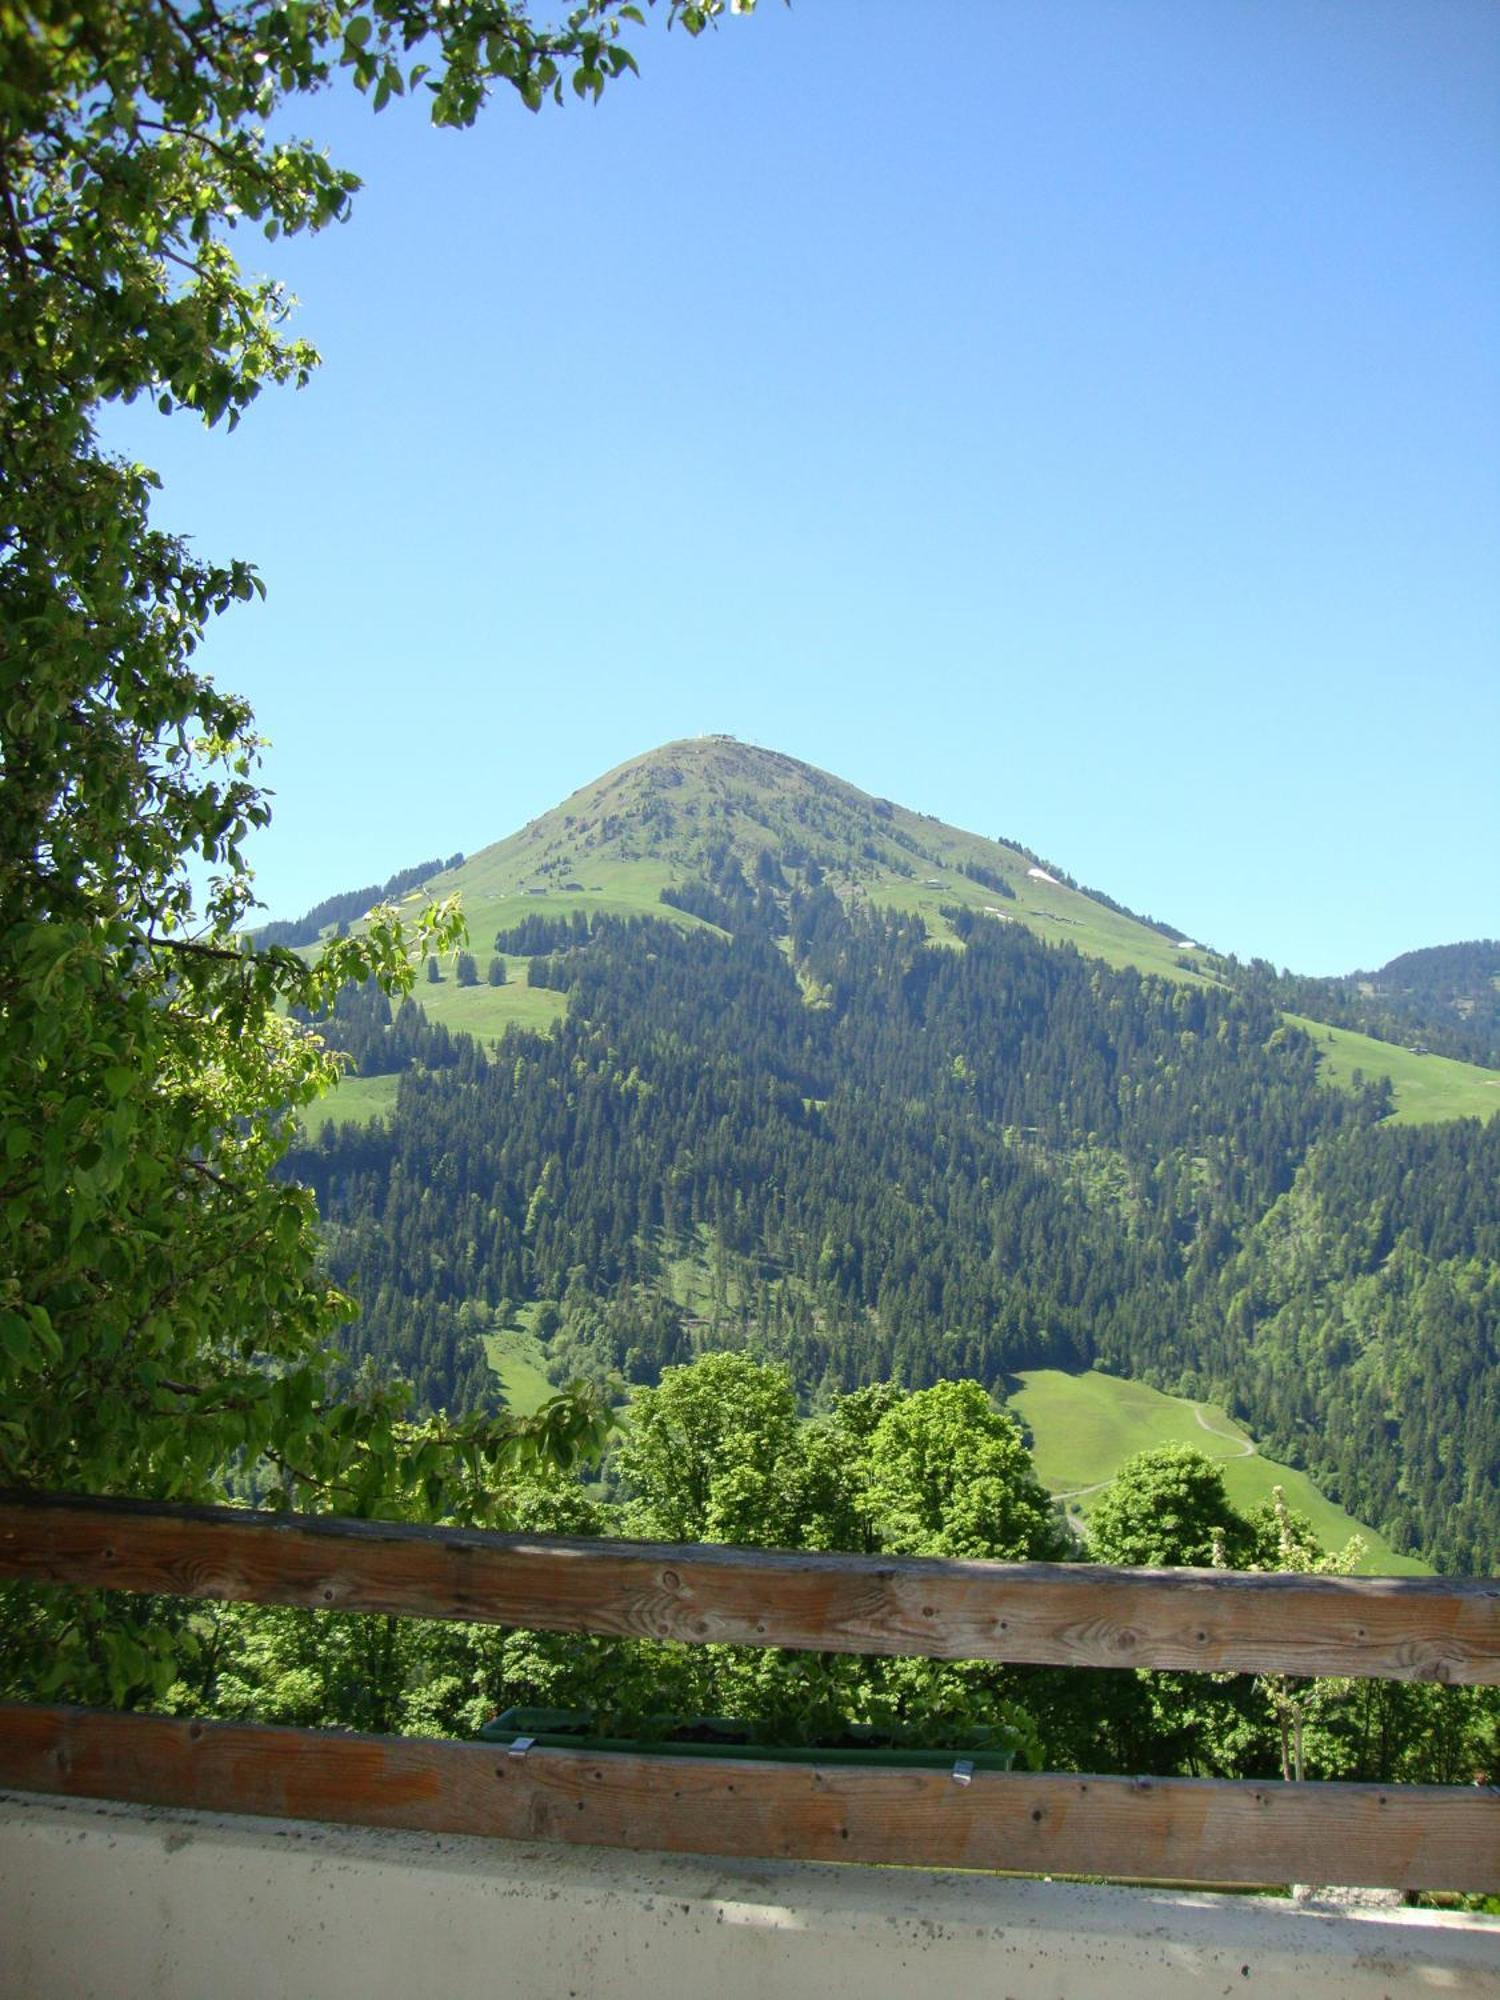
413,734 -> 1196,977
301,739 -> 1499,1124
280,739 -> 1500,1571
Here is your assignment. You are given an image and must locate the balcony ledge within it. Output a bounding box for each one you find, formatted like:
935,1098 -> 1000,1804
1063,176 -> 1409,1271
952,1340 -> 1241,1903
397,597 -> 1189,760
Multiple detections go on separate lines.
4,1789 -> 1496,1999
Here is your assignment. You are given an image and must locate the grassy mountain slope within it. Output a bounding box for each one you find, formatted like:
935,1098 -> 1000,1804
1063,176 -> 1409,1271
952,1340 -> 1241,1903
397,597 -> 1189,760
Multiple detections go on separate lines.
421,736 -> 1202,980
367,738 -> 1493,1122
1286,1015 -> 1500,1125
290,883 -> 1498,1568
410,966 -> 569,1041
1008,1367 -> 1428,1574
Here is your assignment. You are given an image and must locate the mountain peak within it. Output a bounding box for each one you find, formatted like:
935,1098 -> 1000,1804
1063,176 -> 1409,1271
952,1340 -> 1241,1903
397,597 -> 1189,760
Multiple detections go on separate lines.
424,737 -> 1201,985
470,733 -> 998,901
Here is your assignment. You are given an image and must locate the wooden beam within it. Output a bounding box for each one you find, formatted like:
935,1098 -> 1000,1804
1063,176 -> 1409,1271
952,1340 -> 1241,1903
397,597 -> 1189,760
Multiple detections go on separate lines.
1,1706 -> 1495,1893
2,1492 -> 1496,1683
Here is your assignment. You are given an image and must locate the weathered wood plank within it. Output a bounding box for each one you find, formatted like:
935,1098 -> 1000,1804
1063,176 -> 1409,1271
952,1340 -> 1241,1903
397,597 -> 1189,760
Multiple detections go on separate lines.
1,1705 -> 1495,1892
2,1492 -> 1495,1682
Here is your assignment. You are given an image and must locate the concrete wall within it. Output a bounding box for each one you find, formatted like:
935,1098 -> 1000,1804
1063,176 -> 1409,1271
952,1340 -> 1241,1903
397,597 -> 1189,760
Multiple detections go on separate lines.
2,1790 -> 1496,1999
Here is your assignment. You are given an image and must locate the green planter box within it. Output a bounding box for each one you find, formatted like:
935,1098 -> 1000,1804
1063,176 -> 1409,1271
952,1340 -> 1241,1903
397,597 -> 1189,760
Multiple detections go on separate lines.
478,1707 -> 1017,1772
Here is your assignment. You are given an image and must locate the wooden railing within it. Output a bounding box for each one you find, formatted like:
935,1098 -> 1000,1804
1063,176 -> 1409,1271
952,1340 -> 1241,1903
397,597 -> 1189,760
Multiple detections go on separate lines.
1,1491 -> 1496,1892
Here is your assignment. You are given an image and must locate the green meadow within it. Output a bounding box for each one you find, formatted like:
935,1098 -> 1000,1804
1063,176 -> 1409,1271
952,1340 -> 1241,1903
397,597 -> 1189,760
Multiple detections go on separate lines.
302,1069 -> 400,1130
422,850 -> 720,953
481,1315 -> 556,1416
414,960 -> 569,1039
1285,1013 -> 1500,1125
298,970 -> 567,1132
1008,1367 -> 1429,1575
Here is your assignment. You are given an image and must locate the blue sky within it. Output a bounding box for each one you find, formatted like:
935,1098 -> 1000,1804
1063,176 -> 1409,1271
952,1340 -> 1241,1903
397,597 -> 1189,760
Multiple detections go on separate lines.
112,0 -> 1498,975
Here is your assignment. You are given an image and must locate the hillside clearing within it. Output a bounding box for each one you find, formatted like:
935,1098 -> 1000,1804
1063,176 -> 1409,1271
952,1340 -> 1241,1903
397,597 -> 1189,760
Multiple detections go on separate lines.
1007,1367 -> 1429,1575
301,1069 -> 400,1131
482,1321 -> 555,1416
1286,1014 -> 1500,1125
413,967 -> 568,1040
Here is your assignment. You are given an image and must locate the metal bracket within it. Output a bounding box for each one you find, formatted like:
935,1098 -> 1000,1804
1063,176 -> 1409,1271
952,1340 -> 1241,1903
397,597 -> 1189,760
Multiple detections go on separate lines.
507,1735 -> 536,1761
951,1759 -> 974,1786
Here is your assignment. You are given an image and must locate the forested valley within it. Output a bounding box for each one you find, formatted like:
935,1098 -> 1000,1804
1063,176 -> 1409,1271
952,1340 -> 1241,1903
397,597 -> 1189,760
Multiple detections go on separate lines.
289,880 -> 1500,1575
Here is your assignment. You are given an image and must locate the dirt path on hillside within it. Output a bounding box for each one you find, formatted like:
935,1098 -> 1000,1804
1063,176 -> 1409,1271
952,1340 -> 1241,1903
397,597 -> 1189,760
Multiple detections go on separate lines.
1052,1405 -> 1254,1507
1193,1404 -> 1256,1458
1052,1477 -> 1113,1503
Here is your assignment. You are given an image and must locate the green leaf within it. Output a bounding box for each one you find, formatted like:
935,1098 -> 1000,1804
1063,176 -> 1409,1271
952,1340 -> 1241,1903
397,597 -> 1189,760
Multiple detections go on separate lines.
0,1315 -> 34,1366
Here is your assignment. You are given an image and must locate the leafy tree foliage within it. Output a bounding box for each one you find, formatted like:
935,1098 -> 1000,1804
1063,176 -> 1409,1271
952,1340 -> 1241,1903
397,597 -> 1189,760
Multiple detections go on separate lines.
617,1353 -> 809,1548
1071,1445 -> 1266,1770
1086,1445 -> 1251,1569
861,1381 -> 1062,1561
1,0 -> 750,1699
131,1361 -> 1497,1787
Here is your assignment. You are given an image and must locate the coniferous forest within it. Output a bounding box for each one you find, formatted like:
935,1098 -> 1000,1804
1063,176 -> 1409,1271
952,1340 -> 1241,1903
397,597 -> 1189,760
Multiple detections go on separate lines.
289,879 -> 1500,1575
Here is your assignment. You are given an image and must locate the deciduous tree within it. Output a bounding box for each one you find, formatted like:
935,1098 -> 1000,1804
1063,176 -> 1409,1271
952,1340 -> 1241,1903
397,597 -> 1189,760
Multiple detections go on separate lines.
0,0 -> 745,1699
